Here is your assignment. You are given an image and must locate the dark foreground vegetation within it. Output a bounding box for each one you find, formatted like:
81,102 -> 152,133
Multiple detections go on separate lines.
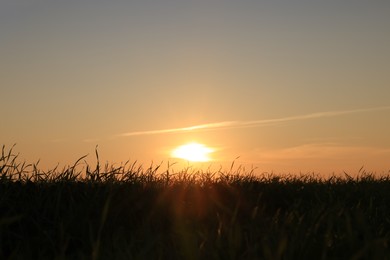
1,146 -> 390,259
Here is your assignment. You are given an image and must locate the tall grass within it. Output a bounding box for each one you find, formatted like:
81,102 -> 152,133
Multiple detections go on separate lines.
1,145 -> 390,259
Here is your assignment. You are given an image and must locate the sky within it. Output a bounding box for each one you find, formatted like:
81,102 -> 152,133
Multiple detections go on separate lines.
1,0 -> 390,175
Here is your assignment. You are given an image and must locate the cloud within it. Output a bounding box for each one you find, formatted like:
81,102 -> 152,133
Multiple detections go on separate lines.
119,121 -> 238,137
252,143 -> 390,161
242,143 -> 390,174
118,105 -> 390,137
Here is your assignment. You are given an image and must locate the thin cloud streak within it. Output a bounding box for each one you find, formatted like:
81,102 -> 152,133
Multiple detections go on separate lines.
119,106 -> 390,137
119,121 -> 238,137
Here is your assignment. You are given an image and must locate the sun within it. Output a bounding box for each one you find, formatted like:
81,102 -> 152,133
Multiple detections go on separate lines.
171,142 -> 214,162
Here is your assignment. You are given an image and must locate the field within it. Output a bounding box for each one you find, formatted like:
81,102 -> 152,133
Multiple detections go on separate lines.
1,146 -> 390,259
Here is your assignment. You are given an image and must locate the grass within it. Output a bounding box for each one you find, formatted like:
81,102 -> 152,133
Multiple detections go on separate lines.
1,145 -> 390,259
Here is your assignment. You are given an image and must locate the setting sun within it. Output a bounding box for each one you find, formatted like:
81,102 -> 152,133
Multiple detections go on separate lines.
171,142 -> 214,162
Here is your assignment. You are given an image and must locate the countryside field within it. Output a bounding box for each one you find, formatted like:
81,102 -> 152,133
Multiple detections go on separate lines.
1,146 -> 390,259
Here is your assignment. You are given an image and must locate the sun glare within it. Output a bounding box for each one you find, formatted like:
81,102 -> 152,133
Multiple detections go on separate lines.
171,142 -> 214,162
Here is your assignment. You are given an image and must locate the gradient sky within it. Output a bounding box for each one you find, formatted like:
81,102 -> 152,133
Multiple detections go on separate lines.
1,0 -> 390,175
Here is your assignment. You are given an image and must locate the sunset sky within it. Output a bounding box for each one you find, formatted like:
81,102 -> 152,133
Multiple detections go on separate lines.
1,0 -> 390,175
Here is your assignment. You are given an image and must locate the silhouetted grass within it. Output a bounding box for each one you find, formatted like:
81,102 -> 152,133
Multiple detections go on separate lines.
1,145 -> 390,259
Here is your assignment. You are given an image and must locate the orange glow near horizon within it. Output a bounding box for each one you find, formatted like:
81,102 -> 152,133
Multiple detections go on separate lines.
171,142 -> 215,162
